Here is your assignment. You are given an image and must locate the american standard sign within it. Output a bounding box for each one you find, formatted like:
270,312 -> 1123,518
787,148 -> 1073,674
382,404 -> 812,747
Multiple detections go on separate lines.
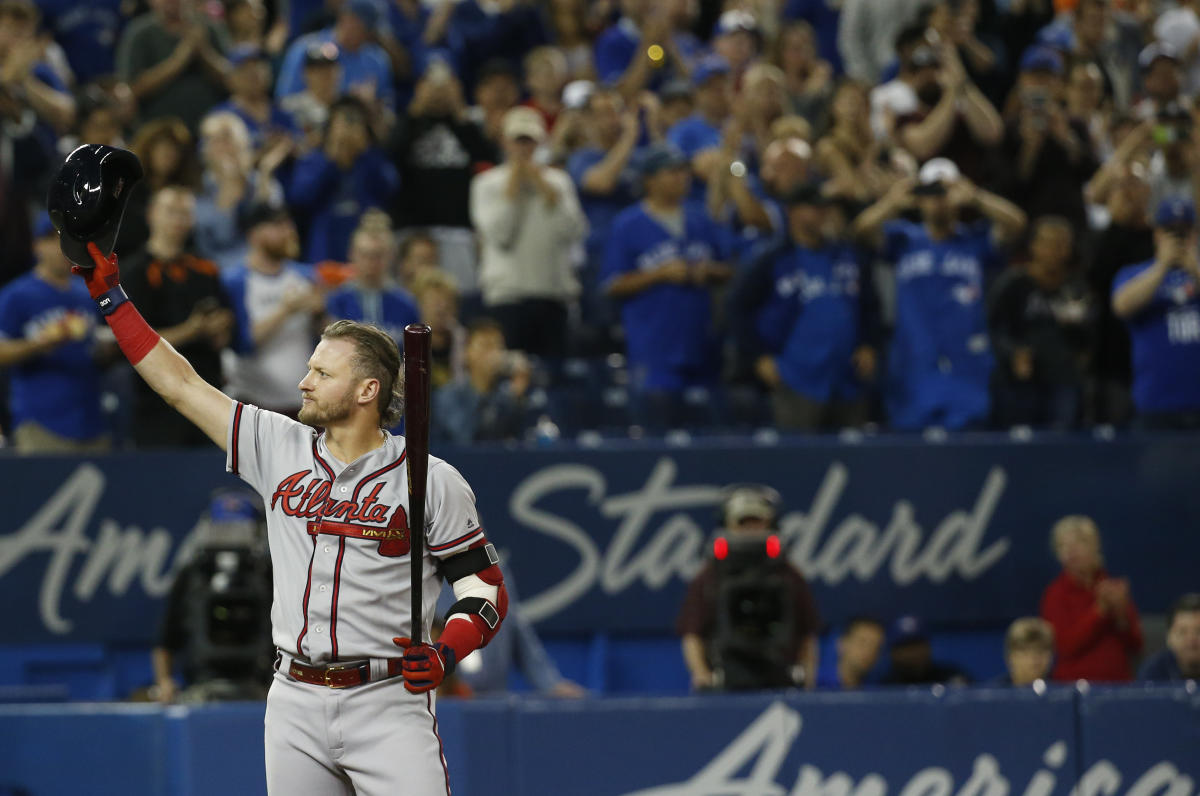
3,437 -> 1198,641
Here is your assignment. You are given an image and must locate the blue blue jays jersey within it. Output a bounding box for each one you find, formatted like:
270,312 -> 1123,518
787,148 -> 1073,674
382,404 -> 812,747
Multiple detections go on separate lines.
0,273 -> 103,439
603,202 -> 728,390
1112,261 -> 1200,413
883,220 -> 1000,430
756,242 -> 867,402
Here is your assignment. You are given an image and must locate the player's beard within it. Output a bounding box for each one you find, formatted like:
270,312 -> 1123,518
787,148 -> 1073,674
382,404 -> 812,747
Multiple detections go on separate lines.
298,385 -> 357,428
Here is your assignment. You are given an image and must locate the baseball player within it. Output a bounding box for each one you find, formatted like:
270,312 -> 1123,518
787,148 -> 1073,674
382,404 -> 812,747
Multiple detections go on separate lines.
51,145 -> 507,794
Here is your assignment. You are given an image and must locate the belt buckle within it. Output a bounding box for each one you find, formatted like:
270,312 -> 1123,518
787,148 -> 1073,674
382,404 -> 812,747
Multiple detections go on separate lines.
324,663 -> 354,689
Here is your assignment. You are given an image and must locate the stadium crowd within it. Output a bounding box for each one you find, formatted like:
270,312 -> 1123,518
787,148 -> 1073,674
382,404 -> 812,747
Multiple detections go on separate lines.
2,0 -> 1200,451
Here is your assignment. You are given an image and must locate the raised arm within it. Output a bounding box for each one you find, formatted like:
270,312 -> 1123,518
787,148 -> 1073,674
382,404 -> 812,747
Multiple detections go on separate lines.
75,243 -> 233,449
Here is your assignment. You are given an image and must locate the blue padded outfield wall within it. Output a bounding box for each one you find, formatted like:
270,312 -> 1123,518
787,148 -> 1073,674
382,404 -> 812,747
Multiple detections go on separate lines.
3,434 -> 1199,643
1,687 -> 1197,795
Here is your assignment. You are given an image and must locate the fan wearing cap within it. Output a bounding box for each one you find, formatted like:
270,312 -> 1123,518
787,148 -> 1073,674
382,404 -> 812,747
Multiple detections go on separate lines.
711,9 -> 762,77
881,615 -> 969,686
1133,42 -> 1185,121
0,213 -> 107,453
1110,197 -> 1200,428
279,42 -> 343,145
114,0 -> 232,132
275,0 -> 395,111
469,106 -> 588,359
287,95 -> 399,262
1001,46 -> 1096,238
729,182 -> 882,431
666,54 -> 734,205
853,157 -> 1026,430
677,485 -> 820,691
207,45 -> 300,154
603,142 -> 732,428
1153,1 -> 1200,98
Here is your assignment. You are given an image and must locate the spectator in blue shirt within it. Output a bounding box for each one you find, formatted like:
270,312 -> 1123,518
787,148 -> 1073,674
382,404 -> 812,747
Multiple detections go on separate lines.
36,0 -> 127,83
0,215 -> 106,452
275,0 -> 395,112
710,9 -> 763,79
208,45 -> 298,155
444,0 -> 550,92
667,55 -> 733,206
568,87 -> 644,333
603,143 -> 732,430
853,157 -> 1026,431
287,95 -> 399,263
594,0 -> 690,95
1111,198 -> 1200,430
1139,593 -> 1200,682
0,0 -> 76,133
731,182 -> 881,431
326,211 -> 419,346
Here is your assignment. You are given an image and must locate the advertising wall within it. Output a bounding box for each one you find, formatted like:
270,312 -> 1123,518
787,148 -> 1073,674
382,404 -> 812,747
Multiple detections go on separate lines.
1,687 -> 1197,796
4,435 -> 1198,642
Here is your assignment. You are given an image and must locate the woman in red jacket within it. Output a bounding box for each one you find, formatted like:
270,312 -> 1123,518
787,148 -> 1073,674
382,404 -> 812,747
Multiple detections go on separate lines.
1040,515 -> 1143,682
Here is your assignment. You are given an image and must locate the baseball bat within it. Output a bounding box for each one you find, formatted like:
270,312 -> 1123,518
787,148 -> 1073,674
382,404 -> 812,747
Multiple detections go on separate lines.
403,323 -> 433,644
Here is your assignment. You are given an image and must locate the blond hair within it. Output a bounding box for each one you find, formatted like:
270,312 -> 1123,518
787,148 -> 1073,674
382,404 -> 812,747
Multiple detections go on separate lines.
1005,617 -> 1055,654
1051,515 -> 1102,559
320,320 -> 403,427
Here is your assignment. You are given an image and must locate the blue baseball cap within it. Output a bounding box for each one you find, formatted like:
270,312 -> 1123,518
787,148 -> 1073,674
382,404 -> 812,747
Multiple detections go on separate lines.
692,55 -> 731,88
228,43 -> 267,67
1154,197 -> 1196,229
637,143 -> 688,176
343,0 -> 381,28
1019,46 -> 1063,75
32,211 -> 56,239
1034,23 -> 1074,53
888,615 -> 930,647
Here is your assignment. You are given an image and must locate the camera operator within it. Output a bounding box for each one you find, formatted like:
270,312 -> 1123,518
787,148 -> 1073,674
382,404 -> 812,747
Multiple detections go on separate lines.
1111,197 -> 1200,428
151,491 -> 273,703
677,486 -> 820,691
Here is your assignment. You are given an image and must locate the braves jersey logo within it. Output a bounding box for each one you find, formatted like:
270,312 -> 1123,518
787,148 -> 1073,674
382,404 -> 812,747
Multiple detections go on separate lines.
271,470 -> 411,556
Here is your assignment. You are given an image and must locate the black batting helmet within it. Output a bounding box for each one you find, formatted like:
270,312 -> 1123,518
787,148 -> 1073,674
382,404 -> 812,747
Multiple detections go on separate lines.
47,144 -> 143,268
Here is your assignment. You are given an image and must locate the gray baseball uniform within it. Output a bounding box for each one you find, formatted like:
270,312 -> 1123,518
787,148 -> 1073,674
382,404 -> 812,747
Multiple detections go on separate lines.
227,401 -> 487,795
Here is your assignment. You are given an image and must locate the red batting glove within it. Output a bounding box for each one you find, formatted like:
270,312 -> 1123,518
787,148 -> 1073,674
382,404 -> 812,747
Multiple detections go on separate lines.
393,637 -> 456,694
72,242 -> 122,300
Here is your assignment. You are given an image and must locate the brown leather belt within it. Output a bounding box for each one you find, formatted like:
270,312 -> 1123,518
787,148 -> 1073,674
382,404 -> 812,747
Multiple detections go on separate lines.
285,656 -> 405,689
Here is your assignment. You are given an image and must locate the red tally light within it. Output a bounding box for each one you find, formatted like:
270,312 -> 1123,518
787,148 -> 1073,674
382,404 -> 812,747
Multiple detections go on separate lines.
765,535 -> 781,559
713,537 -> 729,561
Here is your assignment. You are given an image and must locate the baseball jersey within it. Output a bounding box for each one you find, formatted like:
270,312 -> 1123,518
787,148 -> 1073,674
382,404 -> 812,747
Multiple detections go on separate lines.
227,402 -> 487,664
221,262 -> 317,411
752,241 -> 870,402
603,201 -> 728,391
0,273 -> 103,440
883,219 -> 1000,430
1112,260 -> 1200,413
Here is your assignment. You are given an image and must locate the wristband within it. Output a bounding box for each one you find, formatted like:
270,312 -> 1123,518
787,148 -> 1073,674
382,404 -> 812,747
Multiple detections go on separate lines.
105,302 -> 161,365
96,285 -> 129,317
